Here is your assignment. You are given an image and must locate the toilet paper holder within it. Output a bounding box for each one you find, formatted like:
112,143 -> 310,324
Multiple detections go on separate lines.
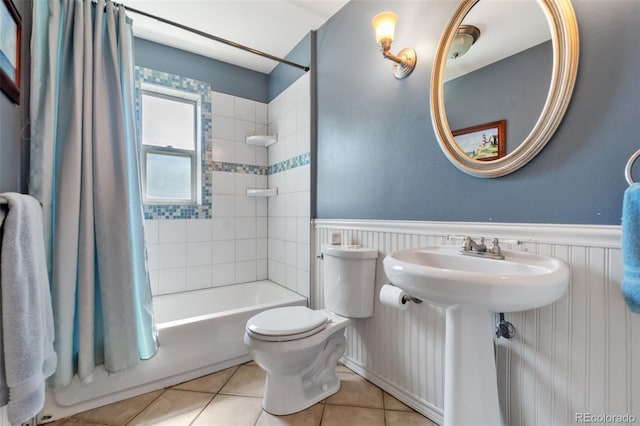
403,294 -> 423,304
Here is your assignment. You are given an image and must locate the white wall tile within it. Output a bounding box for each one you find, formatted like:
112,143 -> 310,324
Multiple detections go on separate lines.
236,239 -> 257,262
159,243 -> 187,269
235,174 -> 256,195
235,97 -> 255,122
158,268 -> 187,294
257,217 -> 268,238
159,220 -> 187,243
147,244 -> 159,271
212,195 -> 235,218
257,259 -> 268,280
297,191 -> 310,218
256,102 -> 267,125
296,128 -> 310,156
297,243 -> 310,271
286,218 -> 297,242
268,260 -> 285,286
187,241 -> 212,267
212,171 -> 235,195
149,269 -> 159,296
297,218 -> 310,244
212,139 -> 236,163
212,263 -> 235,287
212,240 -> 235,264
285,265 -> 297,291
235,261 -> 257,284
257,238 -> 268,259
187,219 -> 212,242
235,142 -> 256,165
186,266 -> 212,291
211,92 -> 235,118
255,123 -> 268,137
236,217 -> 257,239
235,196 -> 256,217
212,115 -> 235,141
144,220 -> 159,244
256,198 -> 268,217
235,120 -> 257,143
296,269 -> 310,298
255,146 -> 268,166
285,241 -> 297,267
296,100 -> 310,129
212,218 -> 235,240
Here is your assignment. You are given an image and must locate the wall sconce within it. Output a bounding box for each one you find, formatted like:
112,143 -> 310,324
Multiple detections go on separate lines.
448,25 -> 481,59
371,11 -> 417,79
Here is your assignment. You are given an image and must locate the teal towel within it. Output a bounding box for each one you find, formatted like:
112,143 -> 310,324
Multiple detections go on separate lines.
622,183 -> 640,313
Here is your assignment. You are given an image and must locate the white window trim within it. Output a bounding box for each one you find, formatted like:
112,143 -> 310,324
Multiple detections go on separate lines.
140,84 -> 202,205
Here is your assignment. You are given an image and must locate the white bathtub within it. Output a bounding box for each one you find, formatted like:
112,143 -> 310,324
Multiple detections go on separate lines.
41,280 -> 306,421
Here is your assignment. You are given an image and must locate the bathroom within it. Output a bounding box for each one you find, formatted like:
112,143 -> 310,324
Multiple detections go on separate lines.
0,0 -> 639,425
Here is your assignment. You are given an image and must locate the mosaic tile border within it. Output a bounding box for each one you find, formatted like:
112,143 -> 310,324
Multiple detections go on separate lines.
210,161 -> 268,175
268,152 -> 311,175
135,66 -> 213,220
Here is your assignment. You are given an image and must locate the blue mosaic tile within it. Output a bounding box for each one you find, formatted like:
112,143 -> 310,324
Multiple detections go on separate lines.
268,152 -> 311,175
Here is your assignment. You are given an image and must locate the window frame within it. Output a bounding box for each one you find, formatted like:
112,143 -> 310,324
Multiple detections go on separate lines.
139,84 -> 202,205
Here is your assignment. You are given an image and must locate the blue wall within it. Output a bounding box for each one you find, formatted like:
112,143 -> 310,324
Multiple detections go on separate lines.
315,0 -> 640,225
268,32 -> 311,101
0,0 -> 31,193
134,38 -> 269,103
445,41 -> 552,155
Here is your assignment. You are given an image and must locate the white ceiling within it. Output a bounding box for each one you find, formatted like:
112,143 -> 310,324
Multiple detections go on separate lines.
122,0 -> 350,74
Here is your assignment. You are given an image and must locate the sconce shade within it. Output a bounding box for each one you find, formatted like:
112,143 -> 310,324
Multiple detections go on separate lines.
372,11 -> 397,43
448,25 -> 481,59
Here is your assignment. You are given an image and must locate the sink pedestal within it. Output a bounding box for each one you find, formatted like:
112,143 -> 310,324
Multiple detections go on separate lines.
444,304 -> 502,426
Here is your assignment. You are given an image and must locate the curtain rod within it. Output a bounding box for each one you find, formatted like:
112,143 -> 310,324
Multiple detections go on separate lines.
100,1 -> 310,72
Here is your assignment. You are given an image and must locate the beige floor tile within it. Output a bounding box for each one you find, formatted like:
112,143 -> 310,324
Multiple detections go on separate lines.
255,403 -> 324,426
48,419 -> 106,426
324,372 -> 383,409
244,360 -> 258,366
383,392 -> 413,412
71,389 -> 163,426
321,405 -> 384,426
192,394 -> 263,426
173,366 -> 238,393
335,364 -> 352,374
126,389 -> 212,426
218,365 -> 266,397
385,410 -> 437,426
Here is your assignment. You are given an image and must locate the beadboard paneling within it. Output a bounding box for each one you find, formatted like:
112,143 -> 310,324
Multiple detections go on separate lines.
313,220 -> 638,426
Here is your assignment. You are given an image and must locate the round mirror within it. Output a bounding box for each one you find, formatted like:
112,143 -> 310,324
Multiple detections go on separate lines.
431,0 -> 579,178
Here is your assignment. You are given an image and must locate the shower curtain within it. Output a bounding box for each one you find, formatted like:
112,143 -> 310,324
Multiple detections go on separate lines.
29,0 -> 158,387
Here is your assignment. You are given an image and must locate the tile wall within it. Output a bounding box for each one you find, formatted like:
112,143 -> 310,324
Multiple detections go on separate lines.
266,74 -> 311,298
144,88 -> 270,295
142,69 -> 311,298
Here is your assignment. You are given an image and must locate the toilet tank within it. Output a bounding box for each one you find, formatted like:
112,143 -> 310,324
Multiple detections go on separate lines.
322,245 -> 377,318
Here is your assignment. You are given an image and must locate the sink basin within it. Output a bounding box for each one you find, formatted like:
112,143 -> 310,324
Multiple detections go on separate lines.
383,246 -> 569,312
383,245 -> 570,426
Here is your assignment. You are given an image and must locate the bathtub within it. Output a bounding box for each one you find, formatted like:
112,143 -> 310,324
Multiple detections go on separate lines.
41,280 -> 306,421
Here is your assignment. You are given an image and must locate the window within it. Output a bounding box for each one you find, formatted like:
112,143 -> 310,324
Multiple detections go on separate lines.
140,85 -> 201,204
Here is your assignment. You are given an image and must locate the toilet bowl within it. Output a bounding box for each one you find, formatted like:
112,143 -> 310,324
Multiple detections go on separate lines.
244,244 -> 377,415
244,306 -> 350,415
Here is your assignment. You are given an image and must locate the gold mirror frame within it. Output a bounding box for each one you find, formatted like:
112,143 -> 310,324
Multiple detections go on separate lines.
430,0 -> 579,178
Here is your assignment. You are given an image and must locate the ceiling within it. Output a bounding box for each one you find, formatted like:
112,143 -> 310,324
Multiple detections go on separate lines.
122,0 -> 350,74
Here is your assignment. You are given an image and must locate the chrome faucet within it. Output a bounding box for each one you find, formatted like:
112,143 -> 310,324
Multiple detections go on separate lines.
460,236 -> 505,260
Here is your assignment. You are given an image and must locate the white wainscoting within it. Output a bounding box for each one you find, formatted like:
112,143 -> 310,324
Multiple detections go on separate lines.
312,220 -> 640,426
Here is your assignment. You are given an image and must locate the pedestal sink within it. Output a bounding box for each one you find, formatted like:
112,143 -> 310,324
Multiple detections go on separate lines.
383,245 -> 569,426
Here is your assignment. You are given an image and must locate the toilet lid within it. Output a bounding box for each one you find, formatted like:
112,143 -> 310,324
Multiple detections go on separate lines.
246,306 -> 328,337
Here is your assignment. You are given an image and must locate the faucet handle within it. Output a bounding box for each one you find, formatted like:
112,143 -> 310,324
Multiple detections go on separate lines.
489,238 -> 501,255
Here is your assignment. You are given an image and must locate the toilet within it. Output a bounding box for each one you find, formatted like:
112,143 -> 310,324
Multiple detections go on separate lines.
244,244 -> 377,415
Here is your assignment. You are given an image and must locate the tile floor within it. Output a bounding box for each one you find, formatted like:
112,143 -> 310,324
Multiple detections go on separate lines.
48,362 -> 436,426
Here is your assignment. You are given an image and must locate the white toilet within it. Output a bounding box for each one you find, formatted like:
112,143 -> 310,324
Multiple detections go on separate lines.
244,244 -> 377,415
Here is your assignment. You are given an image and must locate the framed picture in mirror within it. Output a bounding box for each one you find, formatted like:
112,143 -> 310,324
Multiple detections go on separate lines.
452,120 -> 506,161
0,0 -> 21,105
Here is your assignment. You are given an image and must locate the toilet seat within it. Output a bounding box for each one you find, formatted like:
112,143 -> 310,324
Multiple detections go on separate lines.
246,306 -> 329,342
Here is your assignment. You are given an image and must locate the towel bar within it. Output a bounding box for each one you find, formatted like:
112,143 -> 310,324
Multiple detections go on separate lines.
625,148 -> 640,185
